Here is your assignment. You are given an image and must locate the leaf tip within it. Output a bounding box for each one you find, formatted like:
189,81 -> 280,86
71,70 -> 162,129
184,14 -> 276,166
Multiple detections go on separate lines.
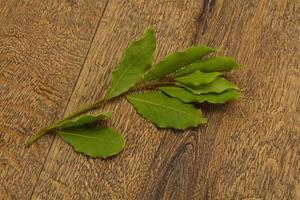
145,26 -> 155,33
144,27 -> 156,42
237,63 -> 245,68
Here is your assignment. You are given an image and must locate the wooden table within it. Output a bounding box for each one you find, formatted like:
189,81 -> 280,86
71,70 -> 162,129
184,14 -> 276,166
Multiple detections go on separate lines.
0,0 -> 299,199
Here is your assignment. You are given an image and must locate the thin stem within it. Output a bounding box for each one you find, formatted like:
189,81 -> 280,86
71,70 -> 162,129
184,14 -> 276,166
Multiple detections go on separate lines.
26,98 -> 106,145
25,124 -> 58,145
130,80 -> 175,91
26,79 -> 175,145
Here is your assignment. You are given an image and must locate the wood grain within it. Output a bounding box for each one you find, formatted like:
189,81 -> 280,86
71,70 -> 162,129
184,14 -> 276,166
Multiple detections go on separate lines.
0,0 -> 108,199
1,0 -> 299,199
30,0 -> 206,199
193,0 -> 300,199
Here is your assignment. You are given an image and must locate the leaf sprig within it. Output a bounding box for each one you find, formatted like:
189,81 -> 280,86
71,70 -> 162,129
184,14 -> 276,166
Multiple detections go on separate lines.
26,27 -> 244,158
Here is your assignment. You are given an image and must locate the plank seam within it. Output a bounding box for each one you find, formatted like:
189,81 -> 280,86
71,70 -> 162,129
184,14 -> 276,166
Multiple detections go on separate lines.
28,1 -> 110,199
191,0 -> 216,45
141,1 -> 218,198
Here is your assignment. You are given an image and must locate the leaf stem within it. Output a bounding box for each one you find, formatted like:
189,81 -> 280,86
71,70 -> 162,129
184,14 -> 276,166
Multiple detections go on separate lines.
26,98 -> 106,145
26,79 -> 175,145
130,79 -> 175,91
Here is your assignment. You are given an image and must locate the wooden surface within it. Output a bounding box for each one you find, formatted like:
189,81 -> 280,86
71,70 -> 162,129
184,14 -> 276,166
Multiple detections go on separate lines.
0,0 -> 299,199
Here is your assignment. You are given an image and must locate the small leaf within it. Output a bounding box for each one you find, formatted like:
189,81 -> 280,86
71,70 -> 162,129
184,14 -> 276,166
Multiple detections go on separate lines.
58,127 -> 125,158
202,90 -> 241,103
144,46 -> 216,81
105,28 -> 156,99
173,56 -> 242,77
57,112 -> 112,129
175,70 -> 221,86
160,86 -> 206,103
161,86 -> 241,103
176,77 -> 239,94
127,91 -> 207,129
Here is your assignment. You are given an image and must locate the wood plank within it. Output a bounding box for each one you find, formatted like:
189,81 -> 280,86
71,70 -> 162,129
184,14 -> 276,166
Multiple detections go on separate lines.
0,0 -> 108,199
192,0 -> 299,199
30,0 -> 206,199
32,0 -> 300,199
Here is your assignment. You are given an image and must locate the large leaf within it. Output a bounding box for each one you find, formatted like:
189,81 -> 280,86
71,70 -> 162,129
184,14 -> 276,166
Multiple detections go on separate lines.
175,70 -> 221,86
127,91 -> 207,129
57,112 -> 112,129
161,86 -> 241,103
143,46 -> 216,81
176,77 -> 239,94
105,28 -> 156,99
173,56 -> 242,77
58,127 -> 125,158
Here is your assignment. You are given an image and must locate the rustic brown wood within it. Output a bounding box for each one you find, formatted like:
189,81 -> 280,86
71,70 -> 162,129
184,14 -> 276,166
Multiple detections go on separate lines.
30,0 -> 207,199
192,0 -> 300,199
1,0 -> 299,199
0,0 -> 108,199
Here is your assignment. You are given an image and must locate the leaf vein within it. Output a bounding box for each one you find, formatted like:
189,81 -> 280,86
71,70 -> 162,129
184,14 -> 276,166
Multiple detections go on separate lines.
59,132 -> 119,144
129,96 -> 199,118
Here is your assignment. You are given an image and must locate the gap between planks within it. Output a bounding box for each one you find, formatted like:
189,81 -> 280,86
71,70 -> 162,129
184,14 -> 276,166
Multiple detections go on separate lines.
28,1 -> 111,199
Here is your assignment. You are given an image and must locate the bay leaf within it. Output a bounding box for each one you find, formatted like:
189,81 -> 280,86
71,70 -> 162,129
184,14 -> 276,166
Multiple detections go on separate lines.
161,86 -> 241,104
58,127 -> 125,158
160,86 -> 206,103
127,91 -> 207,129
143,46 -> 215,81
202,90 -> 241,104
173,56 -> 242,77
57,112 -> 112,129
176,77 -> 239,94
105,28 -> 156,99
175,70 -> 221,86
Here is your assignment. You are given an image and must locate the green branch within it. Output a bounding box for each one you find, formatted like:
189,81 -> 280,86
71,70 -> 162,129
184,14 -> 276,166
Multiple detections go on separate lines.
26,80 -> 174,145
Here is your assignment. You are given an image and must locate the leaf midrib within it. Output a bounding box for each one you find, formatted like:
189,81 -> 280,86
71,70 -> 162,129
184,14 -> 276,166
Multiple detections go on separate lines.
59,131 -> 120,144
177,72 -> 219,83
129,96 -> 200,118
108,52 -> 145,97
150,54 -> 200,76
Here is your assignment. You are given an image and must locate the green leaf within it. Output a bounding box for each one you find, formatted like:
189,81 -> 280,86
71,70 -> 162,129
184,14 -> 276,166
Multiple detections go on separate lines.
143,46 -> 216,81
58,127 -> 125,158
176,77 -> 239,94
175,70 -> 221,86
160,86 -> 207,103
57,112 -> 112,129
105,28 -> 156,99
202,90 -> 241,103
127,91 -> 207,129
161,86 -> 241,103
173,56 -> 242,77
